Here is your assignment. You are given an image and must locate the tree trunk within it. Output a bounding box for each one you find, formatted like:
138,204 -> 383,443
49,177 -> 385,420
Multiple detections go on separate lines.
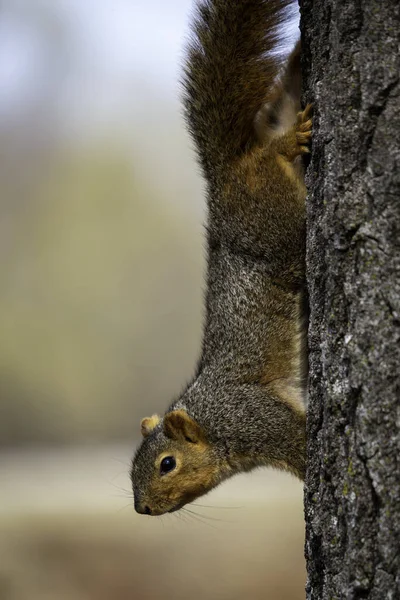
299,0 -> 400,598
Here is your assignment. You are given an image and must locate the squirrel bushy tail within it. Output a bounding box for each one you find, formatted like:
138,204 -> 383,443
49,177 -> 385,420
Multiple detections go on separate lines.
183,0 -> 294,174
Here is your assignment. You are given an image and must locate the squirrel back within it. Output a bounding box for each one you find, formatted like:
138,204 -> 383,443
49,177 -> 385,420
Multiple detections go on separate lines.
131,0 -> 311,517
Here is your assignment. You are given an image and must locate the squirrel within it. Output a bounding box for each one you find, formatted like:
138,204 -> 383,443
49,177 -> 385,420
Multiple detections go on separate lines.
131,0 -> 312,516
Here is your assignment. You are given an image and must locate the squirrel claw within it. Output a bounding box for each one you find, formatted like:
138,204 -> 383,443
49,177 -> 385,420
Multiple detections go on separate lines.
295,104 -> 313,153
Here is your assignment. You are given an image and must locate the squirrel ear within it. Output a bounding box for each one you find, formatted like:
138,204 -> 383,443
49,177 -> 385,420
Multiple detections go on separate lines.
140,414 -> 161,438
164,410 -> 204,444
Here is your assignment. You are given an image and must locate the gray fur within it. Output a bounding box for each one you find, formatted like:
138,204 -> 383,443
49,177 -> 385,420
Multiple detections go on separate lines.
131,0 -> 309,513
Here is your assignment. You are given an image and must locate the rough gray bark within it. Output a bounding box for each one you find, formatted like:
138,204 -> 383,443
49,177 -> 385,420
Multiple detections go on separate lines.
300,0 -> 400,598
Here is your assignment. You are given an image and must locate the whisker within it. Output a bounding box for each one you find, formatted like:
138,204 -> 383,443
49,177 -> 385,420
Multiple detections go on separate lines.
167,511 -> 187,530
111,457 -> 132,469
184,507 -> 228,523
109,482 -> 133,496
110,489 -> 133,499
117,502 -> 133,513
181,507 -> 218,529
110,492 -> 133,500
191,503 -> 242,510
175,510 -> 189,526
180,508 -> 206,526
159,514 -> 169,529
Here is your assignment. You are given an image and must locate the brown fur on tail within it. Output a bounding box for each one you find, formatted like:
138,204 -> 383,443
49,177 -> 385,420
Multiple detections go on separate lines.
183,0 -> 294,175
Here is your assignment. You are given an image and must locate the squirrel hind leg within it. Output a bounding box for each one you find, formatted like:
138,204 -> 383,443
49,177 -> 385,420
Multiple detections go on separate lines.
261,103 -> 313,165
255,40 -> 302,144
269,103 -> 312,189
295,104 -> 313,153
254,92 -> 299,144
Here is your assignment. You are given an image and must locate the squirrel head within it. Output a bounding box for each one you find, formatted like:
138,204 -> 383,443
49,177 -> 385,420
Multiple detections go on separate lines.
130,409 -> 224,516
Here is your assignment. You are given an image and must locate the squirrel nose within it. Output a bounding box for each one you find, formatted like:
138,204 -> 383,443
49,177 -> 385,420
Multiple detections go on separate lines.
135,503 -> 152,515
134,493 -> 152,515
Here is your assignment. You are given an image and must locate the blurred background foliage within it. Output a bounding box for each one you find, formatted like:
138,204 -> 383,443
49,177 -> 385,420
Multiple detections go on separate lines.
0,1 -> 305,599
0,0 -> 205,447
0,141 -> 204,445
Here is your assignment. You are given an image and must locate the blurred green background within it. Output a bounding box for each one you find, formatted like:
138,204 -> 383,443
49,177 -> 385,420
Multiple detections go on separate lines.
0,1 -> 305,598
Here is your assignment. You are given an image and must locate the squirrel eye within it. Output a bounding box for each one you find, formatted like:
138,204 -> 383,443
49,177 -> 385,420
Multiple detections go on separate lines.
160,456 -> 176,475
